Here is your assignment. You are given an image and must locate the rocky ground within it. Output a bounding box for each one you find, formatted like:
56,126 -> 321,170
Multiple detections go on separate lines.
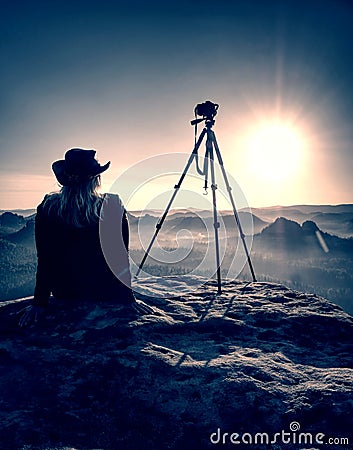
0,276 -> 352,449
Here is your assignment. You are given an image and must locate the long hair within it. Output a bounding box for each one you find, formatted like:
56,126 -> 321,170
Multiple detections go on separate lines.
43,176 -> 103,227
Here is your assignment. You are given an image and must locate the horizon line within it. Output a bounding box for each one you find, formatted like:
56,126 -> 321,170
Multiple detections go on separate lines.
1,202 -> 353,214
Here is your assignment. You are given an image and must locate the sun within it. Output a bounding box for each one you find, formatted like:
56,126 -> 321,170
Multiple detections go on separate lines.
246,121 -> 304,182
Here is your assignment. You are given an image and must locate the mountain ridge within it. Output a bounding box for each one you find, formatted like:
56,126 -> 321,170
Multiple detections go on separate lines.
1,211 -> 352,314
255,216 -> 353,256
3,204 -> 353,237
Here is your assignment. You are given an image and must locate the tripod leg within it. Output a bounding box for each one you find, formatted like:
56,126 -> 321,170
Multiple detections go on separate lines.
207,131 -> 222,294
211,131 -> 257,282
135,128 -> 207,278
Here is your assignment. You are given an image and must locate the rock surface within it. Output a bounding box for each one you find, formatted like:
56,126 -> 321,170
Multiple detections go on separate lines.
0,277 -> 352,449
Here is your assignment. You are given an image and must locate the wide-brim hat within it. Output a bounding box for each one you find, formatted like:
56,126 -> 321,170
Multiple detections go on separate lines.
52,148 -> 110,186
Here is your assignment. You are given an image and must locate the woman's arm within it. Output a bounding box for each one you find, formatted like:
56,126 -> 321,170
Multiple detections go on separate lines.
19,201 -> 52,326
33,202 -> 53,307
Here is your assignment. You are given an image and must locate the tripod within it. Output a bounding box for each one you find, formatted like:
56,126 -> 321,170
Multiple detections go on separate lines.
135,115 -> 257,294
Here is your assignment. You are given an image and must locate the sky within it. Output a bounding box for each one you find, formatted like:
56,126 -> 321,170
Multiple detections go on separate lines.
1,0 -> 353,210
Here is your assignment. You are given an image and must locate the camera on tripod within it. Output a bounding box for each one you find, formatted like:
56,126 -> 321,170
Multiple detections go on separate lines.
195,100 -> 219,119
192,101 -> 219,125
136,100 -> 257,292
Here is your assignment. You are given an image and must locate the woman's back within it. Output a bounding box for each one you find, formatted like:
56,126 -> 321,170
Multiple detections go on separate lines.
33,149 -> 133,307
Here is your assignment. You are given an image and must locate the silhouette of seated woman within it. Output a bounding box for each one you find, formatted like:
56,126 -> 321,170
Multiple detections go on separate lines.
20,148 -> 151,326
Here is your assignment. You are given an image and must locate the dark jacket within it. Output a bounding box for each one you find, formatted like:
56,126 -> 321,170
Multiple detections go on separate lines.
33,193 -> 134,307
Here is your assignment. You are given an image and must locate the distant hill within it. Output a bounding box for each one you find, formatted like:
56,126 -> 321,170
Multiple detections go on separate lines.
255,217 -> 353,256
244,203 -> 353,216
310,212 -> 353,237
128,213 -> 158,228
243,207 -> 312,223
0,212 -> 25,236
3,219 -> 35,249
0,211 -> 25,227
129,211 -> 268,237
0,208 -> 36,217
242,204 -> 353,237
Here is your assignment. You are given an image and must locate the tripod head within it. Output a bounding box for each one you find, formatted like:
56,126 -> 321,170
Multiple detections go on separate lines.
189,101 -> 220,193
191,100 -> 219,126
